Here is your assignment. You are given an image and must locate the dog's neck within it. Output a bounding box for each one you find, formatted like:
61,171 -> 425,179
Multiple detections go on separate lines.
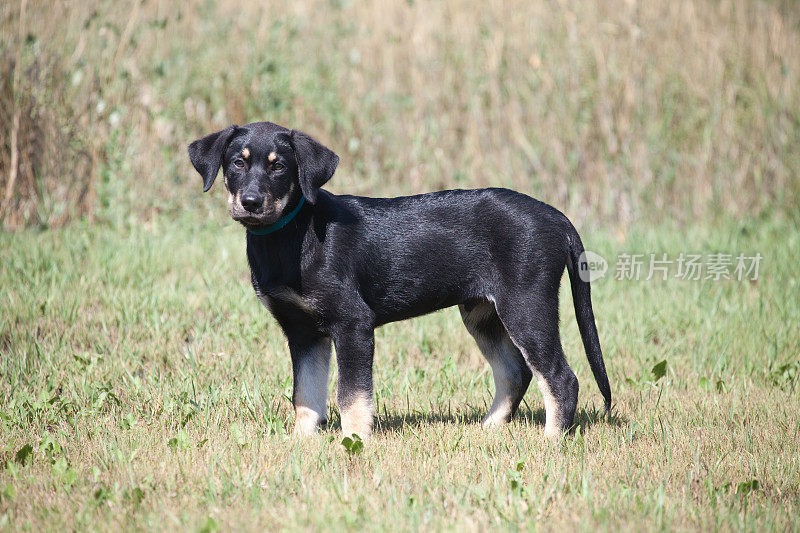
244,200 -> 313,292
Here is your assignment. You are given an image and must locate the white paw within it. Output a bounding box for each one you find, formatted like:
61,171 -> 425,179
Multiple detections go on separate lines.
294,406 -> 324,436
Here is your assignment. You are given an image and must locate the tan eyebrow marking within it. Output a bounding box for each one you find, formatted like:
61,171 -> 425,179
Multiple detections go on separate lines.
268,152 -> 277,162
241,148 -> 250,158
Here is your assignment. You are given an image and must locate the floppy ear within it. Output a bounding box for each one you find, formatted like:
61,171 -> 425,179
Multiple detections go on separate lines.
188,125 -> 238,192
289,130 -> 339,204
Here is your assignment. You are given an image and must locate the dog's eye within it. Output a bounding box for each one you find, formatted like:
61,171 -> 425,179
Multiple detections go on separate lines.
233,160 -> 245,169
273,162 -> 284,171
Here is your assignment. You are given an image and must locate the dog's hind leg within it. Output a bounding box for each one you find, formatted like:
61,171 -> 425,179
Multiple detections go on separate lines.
460,300 -> 532,428
493,287 -> 580,439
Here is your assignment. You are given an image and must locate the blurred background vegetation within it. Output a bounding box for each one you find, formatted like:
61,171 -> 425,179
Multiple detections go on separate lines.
1,0 -> 798,231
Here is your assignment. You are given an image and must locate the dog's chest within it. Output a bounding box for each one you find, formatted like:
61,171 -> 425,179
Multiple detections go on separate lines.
255,285 -> 314,314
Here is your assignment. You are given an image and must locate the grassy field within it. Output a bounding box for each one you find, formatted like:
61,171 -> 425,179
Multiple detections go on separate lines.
2,0 -> 800,530
1,214 -> 798,530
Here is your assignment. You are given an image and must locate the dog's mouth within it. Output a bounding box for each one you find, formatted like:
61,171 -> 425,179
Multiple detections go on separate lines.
232,214 -> 265,225
230,211 -> 281,226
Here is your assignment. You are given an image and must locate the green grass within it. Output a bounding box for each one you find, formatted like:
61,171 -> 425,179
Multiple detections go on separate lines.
1,212 -> 798,530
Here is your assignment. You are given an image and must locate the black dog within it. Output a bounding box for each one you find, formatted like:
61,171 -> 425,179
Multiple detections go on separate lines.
189,121 -> 611,438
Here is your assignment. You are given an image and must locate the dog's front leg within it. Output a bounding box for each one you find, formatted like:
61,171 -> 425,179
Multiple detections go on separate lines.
288,336 -> 332,436
332,327 -> 375,438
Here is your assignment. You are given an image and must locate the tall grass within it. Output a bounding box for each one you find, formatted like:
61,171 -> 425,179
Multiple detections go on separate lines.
1,0 -> 799,229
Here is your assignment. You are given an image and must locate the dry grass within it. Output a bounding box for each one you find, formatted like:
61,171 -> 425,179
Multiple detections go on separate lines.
1,0 -> 799,228
0,50 -> 98,229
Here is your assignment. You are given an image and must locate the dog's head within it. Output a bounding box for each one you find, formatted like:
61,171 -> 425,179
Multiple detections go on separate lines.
188,121 -> 338,227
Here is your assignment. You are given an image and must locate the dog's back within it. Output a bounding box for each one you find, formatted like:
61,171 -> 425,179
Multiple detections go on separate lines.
307,188 -> 574,326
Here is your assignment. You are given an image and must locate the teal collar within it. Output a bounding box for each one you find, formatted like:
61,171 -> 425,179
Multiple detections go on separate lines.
247,196 -> 306,236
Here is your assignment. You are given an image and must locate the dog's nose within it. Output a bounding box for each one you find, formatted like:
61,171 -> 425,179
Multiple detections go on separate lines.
241,193 -> 263,212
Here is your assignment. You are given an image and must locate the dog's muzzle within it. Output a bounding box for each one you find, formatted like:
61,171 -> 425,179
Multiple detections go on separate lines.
240,193 -> 263,213
229,194 -> 282,226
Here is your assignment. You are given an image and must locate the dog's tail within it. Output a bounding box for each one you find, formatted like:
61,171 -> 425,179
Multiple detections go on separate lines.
565,228 -> 612,413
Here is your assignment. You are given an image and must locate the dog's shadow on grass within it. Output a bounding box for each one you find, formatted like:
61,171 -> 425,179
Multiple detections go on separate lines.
515,404 -> 628,435
583,406 -> 627,431
374,409 -> 485,433
330,403 -> 626,436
